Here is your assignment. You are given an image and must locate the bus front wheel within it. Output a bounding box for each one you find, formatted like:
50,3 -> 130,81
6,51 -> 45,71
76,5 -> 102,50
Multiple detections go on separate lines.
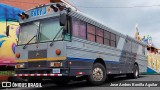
87,63 -> 106,85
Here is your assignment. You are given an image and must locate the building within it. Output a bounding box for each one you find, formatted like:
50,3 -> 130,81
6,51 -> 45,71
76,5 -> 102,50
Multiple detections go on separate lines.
0,0 -> 63,10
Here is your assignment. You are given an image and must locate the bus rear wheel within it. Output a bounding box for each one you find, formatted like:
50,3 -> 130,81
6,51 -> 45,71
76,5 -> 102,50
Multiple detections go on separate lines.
127,64 -> 139,79
87,63 -> 106,85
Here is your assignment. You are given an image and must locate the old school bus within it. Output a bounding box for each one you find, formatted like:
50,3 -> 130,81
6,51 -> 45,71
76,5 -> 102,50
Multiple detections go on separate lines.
14,2 -> 147,85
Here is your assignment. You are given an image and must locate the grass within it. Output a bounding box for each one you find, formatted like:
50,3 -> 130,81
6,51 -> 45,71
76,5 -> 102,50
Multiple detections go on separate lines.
0,71 -> 15,76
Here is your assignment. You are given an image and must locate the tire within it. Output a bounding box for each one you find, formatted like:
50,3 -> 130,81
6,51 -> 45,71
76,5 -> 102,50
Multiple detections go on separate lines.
52,77 -> 70,86
87,63 -> 106,85
127,64 -> 139,79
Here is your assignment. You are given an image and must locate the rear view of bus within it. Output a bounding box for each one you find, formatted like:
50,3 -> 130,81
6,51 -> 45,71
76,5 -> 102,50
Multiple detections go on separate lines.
15,3 -> 72,84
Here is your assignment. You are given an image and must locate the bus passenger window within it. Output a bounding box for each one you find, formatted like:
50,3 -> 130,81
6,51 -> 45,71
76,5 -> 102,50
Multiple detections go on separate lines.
72,18 -> 86,39
96,28 -> 103,44
111,41 -> 116,47
87,24 -> 96,42
104,31 -> 110,46
111,33 -> 116,47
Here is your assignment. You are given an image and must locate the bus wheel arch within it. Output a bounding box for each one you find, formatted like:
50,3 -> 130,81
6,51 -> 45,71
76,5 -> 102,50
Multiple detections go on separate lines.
93,58 -> 106,69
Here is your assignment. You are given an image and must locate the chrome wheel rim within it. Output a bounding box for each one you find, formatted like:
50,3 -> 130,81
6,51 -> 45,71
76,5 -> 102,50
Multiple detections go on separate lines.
92,67 -> 103,81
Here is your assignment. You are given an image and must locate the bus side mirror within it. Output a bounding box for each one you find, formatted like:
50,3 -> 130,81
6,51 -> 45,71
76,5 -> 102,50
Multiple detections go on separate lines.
6,25 -> 10,36
59,13 -> 66,26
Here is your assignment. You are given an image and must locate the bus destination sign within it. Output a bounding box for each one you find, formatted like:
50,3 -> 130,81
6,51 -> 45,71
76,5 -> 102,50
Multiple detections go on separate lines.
30,6 -> 51,17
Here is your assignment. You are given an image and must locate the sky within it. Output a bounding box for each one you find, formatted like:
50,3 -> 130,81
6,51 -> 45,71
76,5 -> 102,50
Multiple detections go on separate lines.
67,0 -> 160,48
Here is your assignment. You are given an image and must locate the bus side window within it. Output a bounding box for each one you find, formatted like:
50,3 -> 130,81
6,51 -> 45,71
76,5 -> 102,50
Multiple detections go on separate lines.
67,16 -> 71,34
63,16 -> 71,40
104,31 -> 110,46
111,33 -> 116,47
96,27 -> 103,44
72,18 -> 86,39
87,24 -> 96,42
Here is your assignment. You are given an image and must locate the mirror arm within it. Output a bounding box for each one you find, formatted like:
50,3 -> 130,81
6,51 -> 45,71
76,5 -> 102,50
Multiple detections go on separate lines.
6,25 -> 10,37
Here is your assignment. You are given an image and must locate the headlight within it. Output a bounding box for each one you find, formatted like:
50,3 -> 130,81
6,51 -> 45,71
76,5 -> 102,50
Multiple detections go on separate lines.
15,63 -> 25,68
50,62 -> 62,67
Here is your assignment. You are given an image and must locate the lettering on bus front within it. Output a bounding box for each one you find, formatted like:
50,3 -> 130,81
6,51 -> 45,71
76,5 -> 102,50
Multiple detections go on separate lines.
30,7 -> 47,17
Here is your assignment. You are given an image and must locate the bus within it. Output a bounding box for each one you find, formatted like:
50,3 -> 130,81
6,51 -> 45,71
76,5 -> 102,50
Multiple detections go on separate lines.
0,3 -> 23,82
14,3 -> 147,85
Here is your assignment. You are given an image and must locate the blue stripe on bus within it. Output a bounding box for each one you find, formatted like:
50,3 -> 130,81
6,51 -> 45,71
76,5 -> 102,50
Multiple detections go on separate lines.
67,57 -> 94,62
67,57 -> 120,64
105,60 -> 120,64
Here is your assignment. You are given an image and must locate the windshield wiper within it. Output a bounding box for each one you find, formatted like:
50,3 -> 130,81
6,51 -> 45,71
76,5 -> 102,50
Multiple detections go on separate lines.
50,27 -> 64,46
23,35 -> 37,49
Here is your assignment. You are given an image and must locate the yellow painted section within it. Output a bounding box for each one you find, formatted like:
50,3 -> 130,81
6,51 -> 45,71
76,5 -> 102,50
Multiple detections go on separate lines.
147,52 -> 160,72
0,22 -> 19,64
15,56 -> 67,63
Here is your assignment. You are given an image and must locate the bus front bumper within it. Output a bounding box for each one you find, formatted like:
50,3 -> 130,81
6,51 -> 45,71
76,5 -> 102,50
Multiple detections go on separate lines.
15,73 -> 63,77
15,67 -> 69,77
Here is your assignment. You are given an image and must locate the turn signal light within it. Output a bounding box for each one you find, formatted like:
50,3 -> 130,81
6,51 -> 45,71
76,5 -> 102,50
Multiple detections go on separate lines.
18,12 -> 29,20
50,5 -> 58,12
16,53 -> 20,58
15,63 -> 25,68
18,14 -> 25,20
56,3 -> 64,11
50,62 -> 62,67
55,49 -> 61,55
22,12 -> 29,18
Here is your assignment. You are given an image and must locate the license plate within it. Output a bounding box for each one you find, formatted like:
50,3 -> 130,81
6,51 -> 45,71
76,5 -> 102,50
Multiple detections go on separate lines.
52,68 -> 60,73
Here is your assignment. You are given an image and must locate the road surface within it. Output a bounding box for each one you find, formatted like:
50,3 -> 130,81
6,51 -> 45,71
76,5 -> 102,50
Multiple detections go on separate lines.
1,75 -> 160,90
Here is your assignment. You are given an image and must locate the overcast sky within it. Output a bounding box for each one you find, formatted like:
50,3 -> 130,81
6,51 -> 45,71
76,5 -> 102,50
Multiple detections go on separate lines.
68,0 -> 160,48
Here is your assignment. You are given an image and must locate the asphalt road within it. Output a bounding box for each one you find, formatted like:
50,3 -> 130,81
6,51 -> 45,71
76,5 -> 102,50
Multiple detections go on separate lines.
2,75 -> 160,90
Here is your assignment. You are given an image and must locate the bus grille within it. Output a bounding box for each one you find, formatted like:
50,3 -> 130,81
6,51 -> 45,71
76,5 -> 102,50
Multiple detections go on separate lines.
28,50 -> 47,59
28,61 -> 47,68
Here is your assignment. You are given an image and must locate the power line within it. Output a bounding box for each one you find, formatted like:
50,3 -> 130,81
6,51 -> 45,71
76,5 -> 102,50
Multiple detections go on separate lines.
75,4 -> 160,9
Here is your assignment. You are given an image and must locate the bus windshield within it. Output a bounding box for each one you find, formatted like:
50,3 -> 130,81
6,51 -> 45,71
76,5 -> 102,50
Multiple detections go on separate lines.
39,18 -> 62,42
18,21 -> 39,45
18,18 -> 63,45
